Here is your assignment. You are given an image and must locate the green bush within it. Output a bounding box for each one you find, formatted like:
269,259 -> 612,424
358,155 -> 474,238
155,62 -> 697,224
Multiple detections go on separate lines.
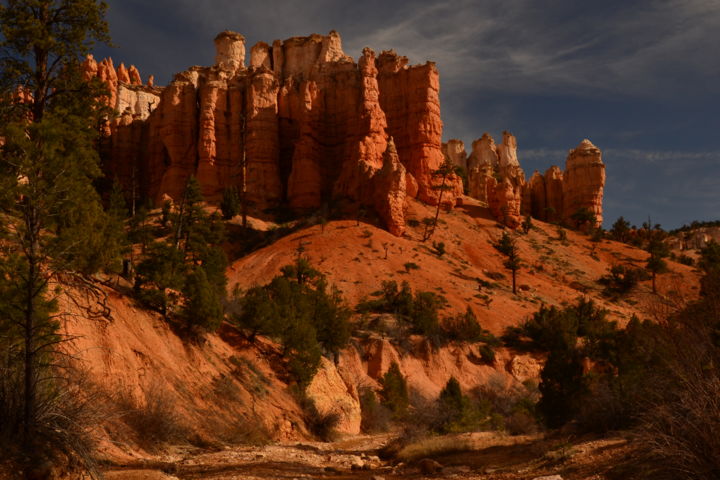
380,362 -> 409,418
598,264 -> 644,297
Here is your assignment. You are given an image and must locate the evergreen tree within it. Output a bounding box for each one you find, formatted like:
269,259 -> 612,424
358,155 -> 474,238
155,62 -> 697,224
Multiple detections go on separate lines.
182,267 -> 224,333
646,238 -> 669,294
538,347 -> 587,428
0,0 -> 112,456
380,362 -> 408,417
699,240 -> 720,273
610,216 -> 632,243
135,178 -> 228,327
493,232 -> 522,294
231,257 -> 351,386
220,186 -> 241,220
423,158 -> 455,241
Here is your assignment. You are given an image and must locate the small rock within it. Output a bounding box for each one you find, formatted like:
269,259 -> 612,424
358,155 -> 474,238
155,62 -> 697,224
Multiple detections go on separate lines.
371,476 -> 385,480
349,455 -> 368,470
324,466 -> 342,473
533,476 -> 563,480
418,458 -> 444,475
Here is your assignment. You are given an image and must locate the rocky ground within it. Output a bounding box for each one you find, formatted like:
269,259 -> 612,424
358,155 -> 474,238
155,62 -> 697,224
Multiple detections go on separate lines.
103,432 -> 639,480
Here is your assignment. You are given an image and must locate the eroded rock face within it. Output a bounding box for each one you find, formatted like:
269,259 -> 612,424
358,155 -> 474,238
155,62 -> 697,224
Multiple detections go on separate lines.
463,131 -> 604,229
101,30 -> 465,235
442,139 -> 467,169
372,138 -> 407,236
486,176 -> 523,228
306,357 -> 361,435
562,139 -> 605,228
466,133 -> 498,202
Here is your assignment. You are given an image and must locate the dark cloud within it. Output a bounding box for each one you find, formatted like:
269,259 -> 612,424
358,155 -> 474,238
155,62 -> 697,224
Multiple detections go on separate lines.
98,0 -> 720,229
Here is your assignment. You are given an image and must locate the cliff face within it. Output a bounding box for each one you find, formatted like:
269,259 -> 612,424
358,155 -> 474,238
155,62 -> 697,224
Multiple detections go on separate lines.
443,133 -> 605,228
96,31 -> 463,235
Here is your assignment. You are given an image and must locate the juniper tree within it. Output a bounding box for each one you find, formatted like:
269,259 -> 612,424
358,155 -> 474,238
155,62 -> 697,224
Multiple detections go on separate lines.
0,0 -> 113,456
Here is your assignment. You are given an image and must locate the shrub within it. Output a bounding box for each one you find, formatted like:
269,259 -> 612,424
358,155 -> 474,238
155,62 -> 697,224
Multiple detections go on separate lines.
442,307 -> 499,346
116,383 -> 188,452
521,214 -> 533,234
431,241 -> 446,257
479,344 -> 496,365
598,264 -> 643,297
436,377 -> 485,433
403,262 -> 420,273
356,281 -> 447,343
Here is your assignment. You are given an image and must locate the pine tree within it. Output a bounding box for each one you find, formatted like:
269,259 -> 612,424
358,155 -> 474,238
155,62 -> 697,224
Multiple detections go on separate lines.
493,232 -> 522,294
380,362 -> 408,417
220,186 -> 241,220
423,158 -> 455,241
646,238 -> 669,294
0,0 -> 112,455
182,267 -> 224,333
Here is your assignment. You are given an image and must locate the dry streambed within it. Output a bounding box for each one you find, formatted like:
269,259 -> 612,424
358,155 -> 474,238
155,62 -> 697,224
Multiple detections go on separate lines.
103,432 -> 633,480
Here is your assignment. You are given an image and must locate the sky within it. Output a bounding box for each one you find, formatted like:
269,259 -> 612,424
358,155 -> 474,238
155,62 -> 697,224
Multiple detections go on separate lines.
96,0 -> 720,230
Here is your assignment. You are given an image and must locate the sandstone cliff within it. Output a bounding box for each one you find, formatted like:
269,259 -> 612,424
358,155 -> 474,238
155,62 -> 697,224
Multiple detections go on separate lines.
97,31 -> 464,235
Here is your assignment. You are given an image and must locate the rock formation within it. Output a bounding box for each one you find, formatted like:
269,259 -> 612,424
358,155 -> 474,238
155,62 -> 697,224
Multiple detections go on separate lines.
445,132 -> 605,229
562,139 -> 605,227
442,139 -> 467,169
465,133 -> 498,202
98,31 -> 464,236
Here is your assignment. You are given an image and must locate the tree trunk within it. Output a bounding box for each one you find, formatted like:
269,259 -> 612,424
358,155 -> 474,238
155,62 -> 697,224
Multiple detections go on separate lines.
23,205 -> 40,444
426,174 -> 448,241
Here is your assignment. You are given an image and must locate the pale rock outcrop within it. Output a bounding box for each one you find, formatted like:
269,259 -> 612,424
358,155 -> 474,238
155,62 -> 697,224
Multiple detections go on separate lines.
442,139 -> 467,169
306,357 -> 361,434
467,133 -> 499,202
508,355 -> 542,383
214,31 -> 246,72
365,337 -> 402,379
147,75 -> 155,87
250,41 -> 272,69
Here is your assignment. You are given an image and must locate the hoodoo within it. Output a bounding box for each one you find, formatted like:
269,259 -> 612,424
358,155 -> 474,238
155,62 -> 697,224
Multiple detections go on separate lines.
444,132 -> 605,228
91,31 -> 464,235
